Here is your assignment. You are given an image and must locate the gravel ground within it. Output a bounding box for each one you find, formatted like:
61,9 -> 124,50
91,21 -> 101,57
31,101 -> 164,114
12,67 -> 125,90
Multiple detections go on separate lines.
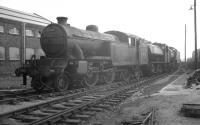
0,76 -> 31,90
88,71 -> 200,125
2,69 -> 198,125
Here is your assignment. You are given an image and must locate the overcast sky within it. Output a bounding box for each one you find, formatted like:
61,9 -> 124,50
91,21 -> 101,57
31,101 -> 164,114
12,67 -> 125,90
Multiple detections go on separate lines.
0,0 -> 199,60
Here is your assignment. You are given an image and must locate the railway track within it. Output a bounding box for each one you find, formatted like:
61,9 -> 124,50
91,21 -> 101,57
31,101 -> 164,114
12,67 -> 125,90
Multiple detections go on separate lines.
0,88 -> 35,98
121,107 -> 156,125
0,67 -> 183,106
0,89 -> 55,104
142,107 -> 156,125
0,79 -> 129,105
0,75 -> 147,105
0,73 -> 167,125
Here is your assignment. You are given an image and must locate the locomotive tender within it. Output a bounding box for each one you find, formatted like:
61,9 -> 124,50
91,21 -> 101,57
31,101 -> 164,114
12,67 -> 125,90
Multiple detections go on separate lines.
15,17 -> 180,91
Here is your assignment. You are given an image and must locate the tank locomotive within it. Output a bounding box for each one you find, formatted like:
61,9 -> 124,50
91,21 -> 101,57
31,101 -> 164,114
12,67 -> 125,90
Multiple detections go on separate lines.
15,17 -> 180,91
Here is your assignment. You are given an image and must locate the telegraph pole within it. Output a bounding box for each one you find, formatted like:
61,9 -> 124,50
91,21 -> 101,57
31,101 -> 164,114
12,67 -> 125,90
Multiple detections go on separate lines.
194,0 -> 198,69
185,24 -> 187,63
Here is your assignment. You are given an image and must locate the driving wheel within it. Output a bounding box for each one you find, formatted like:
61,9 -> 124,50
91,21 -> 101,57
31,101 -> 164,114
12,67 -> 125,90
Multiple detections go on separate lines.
54,74 -> 69,91
82,71 -> 99,87
134,71 -> 142,82
151,64 -> 156,74
31,76 -> 45,91
120,70 -> 131,83
103,69 -> 115,84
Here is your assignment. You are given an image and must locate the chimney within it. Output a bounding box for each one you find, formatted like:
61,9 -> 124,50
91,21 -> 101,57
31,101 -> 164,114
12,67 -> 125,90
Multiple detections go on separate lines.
56,17 -> 68,25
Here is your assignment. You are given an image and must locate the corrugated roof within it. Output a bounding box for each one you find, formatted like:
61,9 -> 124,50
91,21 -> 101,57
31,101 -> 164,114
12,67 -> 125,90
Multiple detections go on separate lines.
0,6 -> 51,26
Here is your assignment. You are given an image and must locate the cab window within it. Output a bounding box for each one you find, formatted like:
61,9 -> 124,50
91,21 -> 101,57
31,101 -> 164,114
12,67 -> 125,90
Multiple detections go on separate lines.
136,39 -> 140,46
128,37 -> 131,46
131,38 -> 136,46
128,37 -> 136,47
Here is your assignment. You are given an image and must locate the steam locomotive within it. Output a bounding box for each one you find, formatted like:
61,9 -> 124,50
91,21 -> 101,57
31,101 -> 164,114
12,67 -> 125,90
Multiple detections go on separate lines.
15,17 -> 180,91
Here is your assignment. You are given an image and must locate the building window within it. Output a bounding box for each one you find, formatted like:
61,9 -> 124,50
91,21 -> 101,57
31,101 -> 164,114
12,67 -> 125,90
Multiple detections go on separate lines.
26,29 -> 34,37
128,37 -> 131,46
35,30 -> 41,38
26,48 -> 34,59
0,26 -> 4,33
136,39 -> 140,46
8,27 -> 19,35
9,47 -> 20,60
0,46 -> 5,60
131,38 -> 136,46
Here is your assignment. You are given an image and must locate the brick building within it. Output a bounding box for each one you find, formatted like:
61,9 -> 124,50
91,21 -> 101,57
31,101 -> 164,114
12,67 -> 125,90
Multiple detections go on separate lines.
0,6 -> 51,75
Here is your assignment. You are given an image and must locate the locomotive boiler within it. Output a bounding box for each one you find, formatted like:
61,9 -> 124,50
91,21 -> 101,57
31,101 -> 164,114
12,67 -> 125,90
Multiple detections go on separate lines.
15,17 -> 180,91
41,17 -> 115,59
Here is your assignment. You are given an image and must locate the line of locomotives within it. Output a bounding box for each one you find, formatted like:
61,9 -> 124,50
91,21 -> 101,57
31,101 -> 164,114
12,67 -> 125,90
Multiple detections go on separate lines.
15,17 -> 181,91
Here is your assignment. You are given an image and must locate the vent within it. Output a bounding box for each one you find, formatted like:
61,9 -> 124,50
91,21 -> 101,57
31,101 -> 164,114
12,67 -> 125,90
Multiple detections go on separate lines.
56,17 -> 68,25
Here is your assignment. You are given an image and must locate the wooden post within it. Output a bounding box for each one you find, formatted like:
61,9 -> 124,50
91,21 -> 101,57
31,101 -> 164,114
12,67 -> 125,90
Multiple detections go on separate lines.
194,0 -> 198,69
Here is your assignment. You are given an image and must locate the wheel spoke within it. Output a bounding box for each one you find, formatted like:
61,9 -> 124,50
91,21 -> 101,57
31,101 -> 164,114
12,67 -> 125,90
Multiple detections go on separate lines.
103,70 -> 115,84
157,65 -> 163,73
120,70 -> 131,82
134,71 -> 142,82
151,64 -> 156,73
195,75 -> 200,85
82,72 -> 99,87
